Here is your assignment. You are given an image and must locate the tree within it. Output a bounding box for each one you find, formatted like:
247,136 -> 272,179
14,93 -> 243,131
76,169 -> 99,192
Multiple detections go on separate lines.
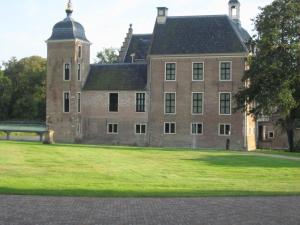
235,0 -> 300,151
95,48 -> 119,64
3,56 -> 47,121
0,68 -> 12,120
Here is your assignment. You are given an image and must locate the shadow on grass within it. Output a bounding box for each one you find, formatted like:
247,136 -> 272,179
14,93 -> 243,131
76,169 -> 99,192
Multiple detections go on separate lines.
0,187 -> 299,198
186,155 -> 300,168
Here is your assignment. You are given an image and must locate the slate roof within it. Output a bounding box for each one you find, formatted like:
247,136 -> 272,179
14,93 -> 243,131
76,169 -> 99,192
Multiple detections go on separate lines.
48,16 -> 89,42
150,15 -> 249,55
124,34 -> 152,63
83,64 -> 147,91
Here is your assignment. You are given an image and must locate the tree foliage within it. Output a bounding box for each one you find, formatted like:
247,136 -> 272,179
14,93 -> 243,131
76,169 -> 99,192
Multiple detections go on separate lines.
0,56 -> 46,122
235,0 -> 300,151
95,48 -> 119,64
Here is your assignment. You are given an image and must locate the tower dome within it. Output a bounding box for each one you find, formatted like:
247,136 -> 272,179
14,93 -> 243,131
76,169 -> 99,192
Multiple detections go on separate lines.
48,0 -> 89,42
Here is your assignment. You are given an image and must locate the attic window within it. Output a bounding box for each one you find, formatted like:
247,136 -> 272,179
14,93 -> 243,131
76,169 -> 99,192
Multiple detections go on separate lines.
231,6 -> 237,17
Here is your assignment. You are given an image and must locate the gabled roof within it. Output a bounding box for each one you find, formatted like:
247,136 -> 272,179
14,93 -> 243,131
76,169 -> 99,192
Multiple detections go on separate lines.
124,34 -> 152,63
83,64 -> 147,91
150,15 -> 249,55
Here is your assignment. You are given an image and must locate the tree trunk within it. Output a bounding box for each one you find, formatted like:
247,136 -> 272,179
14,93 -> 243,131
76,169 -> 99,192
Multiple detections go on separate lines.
287,128 -> 295,152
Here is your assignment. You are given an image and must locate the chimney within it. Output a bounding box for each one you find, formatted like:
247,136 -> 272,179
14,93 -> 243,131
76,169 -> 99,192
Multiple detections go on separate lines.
157,7 -> 168,24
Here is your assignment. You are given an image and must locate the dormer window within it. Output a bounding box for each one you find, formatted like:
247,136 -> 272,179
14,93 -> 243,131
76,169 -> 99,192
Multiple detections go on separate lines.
64,63 -> 71,81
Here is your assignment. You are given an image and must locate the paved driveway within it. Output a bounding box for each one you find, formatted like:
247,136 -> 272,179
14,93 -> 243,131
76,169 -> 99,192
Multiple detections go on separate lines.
1,196 -> 300,225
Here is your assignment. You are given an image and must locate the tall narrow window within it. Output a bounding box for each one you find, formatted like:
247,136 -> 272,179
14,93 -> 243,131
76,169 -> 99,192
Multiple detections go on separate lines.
78,46 -> 82,58
191,123 -> 203,135
136,93 -> 145,112
109,93 -> 118,112
165,93 -> 176,114
77,93 -> 81,113
164,122 -> 176,134
77,64 -> 81,81
63,92 -> 70,113
220,93 -> 231,115
220,62 -> 231,81
219,124 -> 231,136
192,93 -> 203,114
64,63 -> 70,81
193,63 -> 204,81
165,63 -> 176,81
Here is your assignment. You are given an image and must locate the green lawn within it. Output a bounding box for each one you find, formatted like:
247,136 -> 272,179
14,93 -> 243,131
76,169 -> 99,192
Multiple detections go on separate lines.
255,149 -> 300,158
0,141 -> 300,197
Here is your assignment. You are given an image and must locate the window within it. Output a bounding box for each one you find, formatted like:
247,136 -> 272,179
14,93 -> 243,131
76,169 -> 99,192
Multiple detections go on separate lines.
78,46 -> 82,58
63,92 -> 70,113
165,63 -> 176,81
268,131 -> 274,139
77,93 -> 81,113
164,122 -> 176,134
165,93 -> 176,114
192,92 -> 203,114
220,62 -> 231,81
135,124 -> 146,134
109,93 -> 118,112
193,63 -> 204,81
191,123 -> 203,135
220,93 -> 231,115
108,124 -> 118,134
64,63 -> 71,81
219,124 -> 231,136
136,93 -> 145,112
77,64 -> 81,81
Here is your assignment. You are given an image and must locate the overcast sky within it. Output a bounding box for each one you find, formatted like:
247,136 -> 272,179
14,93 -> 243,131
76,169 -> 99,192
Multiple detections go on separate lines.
0,0 -> 273,63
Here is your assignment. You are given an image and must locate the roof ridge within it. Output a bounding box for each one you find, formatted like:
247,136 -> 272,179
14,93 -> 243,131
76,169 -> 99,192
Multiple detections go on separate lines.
132,33 -> 152,36
91,63 -> 147,67
168,14 -> 228,19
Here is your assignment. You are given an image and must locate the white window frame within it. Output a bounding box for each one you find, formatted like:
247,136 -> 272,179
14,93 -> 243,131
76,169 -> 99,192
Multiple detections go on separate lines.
219,92 -> 232,116
77,63 -> 81,81
191,92 -> 204,115
108,92 -> 119,113
107,123 -> 118,134
219,61 -> 232,81
135,123 -> 147,135
164,122 -> 176,134
192,62 -> 205,81
165,62 -> 177,81
218,123 -> 231,136
63,63 -> 71,81
63,91 -> 70,113
191,123 -> 204,135
164,92 -> 176,115
77,92 -> 81,113
135,92 -> 146,113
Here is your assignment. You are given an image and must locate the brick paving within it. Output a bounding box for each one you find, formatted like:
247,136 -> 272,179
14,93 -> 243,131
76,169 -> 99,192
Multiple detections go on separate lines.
0,196 -> 300,225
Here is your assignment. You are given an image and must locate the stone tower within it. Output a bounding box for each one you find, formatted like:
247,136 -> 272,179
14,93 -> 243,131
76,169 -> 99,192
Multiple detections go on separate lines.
228,0 -> 241,25
46,0 -> 90,142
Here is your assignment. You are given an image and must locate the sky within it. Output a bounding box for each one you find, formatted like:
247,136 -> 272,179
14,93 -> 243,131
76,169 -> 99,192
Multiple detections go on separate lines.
0,0 -> 274,63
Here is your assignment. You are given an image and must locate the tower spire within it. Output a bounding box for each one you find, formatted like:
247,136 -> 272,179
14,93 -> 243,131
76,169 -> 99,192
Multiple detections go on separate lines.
66,0 -> 73,17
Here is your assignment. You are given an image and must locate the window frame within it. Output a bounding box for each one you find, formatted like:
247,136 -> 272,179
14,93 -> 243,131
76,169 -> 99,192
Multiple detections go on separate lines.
219,61 -> 232,81
164,122 -> 176,134
77,63 -> 81,81
268,131 -> 275,139
77,92 -> 81,113
191,123 -> 204,135
135,92 -> 146,113
165,62 -> 177,81
63,63 -> 71,81
219,123 -> 231,136
108,92 -> 119,113
164,92 -> 176,115
63,91 -> 70,113
107,123 -> 118,134
78,45 -> 82,59
191,92 -> 204,115
135,123 -> 147,135
192,62 -> 204,81
219,92 -> 232,115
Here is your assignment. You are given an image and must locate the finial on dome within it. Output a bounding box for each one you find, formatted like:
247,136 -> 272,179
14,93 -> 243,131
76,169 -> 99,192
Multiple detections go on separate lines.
66,0 -> 73,17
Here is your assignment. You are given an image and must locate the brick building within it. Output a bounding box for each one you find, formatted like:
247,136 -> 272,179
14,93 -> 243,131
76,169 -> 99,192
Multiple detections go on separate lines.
46,0 -> 258,150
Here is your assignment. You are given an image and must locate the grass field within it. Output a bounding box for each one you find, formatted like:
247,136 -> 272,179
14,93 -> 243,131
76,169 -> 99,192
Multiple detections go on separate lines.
0,141 -> 300,197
